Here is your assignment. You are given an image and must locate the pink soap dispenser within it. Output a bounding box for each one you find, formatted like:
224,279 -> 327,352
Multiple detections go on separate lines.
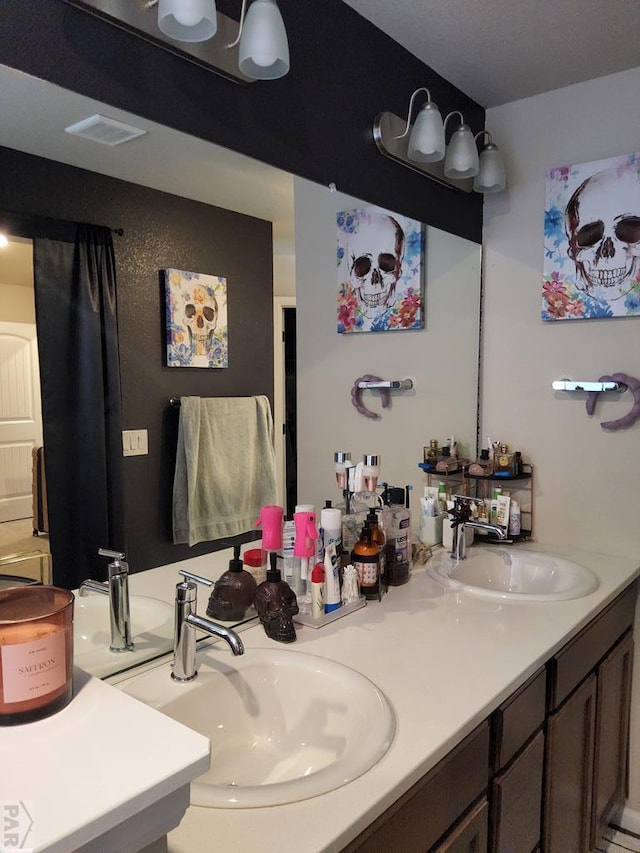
293,510 -> 317,592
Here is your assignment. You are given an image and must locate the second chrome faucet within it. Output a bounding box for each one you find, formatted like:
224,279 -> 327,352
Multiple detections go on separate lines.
172,578 -> 244,682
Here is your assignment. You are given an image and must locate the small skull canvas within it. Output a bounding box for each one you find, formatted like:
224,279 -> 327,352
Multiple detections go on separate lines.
337,205 -> 425,333
543,152 -> 640,320
165,268 -> 228,367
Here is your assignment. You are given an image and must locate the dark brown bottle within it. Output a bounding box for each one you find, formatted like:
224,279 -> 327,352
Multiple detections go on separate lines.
366,507 -> 386,582
352,521 -> 381,600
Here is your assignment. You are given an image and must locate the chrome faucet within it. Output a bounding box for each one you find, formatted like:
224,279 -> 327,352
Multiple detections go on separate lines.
172,580 -> 244,682
448,497 -> 508,561
78,549 -> 133,652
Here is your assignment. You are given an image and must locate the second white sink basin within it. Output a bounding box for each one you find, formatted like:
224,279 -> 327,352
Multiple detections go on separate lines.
74,594 -> 175,678
120,647 -> 395,808
427,547 -> 600,601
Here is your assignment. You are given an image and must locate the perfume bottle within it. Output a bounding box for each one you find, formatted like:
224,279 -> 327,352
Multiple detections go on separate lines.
494,443 -> 516,476
423,439 -> 439,470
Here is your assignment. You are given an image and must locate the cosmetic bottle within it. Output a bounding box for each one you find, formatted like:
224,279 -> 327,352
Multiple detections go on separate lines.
436,445 -> 459,473
366,507 -> 386,582
310,562 -> 325,618
384,487 -> 411,586
423,439 -> 439,470
334,452 -> 351,490
340,490 -> 360,570
351,521 -> 381,600
320,504 -> 342,564
494,443 -> 516,476
362,454 -> 380,492
508,500 -> 521,537
242,547 -> 267,585
207,545 -> 258,622
468,448 -> 493,477
437,482 -> 448,513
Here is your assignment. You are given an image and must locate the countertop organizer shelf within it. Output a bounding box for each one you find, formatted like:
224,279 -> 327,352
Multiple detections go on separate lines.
420,463 -> 535,542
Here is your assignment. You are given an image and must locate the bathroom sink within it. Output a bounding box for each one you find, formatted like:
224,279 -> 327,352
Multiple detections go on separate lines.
427,547 -> 600,601
119,647 -> 395,808
74,594 -> 175,678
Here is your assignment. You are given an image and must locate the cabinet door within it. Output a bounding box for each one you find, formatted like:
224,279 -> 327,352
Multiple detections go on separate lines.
491,730 -> 544,853
544,672 -> 597,853
592,631 -> 634,846
432,797 -> 488,853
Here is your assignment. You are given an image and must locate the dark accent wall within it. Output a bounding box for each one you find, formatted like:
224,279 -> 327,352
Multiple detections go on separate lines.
0,0 -> 484,243
0,146 -> 273,571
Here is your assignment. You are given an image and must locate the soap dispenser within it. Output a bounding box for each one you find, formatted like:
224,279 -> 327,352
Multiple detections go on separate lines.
254,552 -> 299,643
206,545 -> 258,622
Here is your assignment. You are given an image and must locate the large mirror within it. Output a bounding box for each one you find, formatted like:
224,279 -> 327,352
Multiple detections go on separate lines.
0,63 -> 481,675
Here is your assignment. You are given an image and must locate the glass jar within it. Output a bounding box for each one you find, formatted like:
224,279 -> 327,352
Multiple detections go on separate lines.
0,585 -> 74,725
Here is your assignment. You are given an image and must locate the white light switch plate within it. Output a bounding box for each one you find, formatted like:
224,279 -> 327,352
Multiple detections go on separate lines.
122,429 -> 149,456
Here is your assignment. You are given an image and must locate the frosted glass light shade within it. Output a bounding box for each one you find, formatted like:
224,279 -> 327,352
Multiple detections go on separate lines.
407,103 -> 445,163
444,124 -> 479,179
158,0 -> 217,42
239,0 -> 290,80
473,143 -> 506,193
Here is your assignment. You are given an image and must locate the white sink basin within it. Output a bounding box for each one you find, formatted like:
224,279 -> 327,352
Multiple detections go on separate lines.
74,594 -> 175,678
427,547 -> 600,601
120,647 -> 395,808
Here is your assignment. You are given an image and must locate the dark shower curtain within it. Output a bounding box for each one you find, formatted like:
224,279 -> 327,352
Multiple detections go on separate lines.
33,225 -> 125,589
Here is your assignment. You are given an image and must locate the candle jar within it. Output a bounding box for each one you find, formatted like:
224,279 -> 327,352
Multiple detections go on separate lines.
0,586 -> 74,725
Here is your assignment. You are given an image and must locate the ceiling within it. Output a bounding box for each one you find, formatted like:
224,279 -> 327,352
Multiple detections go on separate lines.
0,64 -> 295,258
343,0 -> 640,108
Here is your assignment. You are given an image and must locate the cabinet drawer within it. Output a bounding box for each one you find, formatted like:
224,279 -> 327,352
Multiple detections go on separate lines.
432,797 -> 488,853
343,722 -> 490,853
491,729 -> 544,853
492,667 -> 546,771
550,582 -> 637,710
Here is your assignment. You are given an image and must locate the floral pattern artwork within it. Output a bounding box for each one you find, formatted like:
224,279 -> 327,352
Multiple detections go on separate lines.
165,268 -> 228,367
337,205 -> 425,333
543,152 -> 640,321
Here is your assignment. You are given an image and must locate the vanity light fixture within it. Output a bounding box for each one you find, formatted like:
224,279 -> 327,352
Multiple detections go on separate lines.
373,87 -> 507,194
157,0 -> 218,43
63,0 -> 290,83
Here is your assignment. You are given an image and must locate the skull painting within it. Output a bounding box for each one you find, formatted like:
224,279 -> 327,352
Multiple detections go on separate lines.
254,579 -> 299,643
183,285 -> 218,356
565,168 -> 640,303
348,213 -> 405,319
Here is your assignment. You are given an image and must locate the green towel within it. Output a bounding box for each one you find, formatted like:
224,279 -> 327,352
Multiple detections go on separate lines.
173,396 -> 278,546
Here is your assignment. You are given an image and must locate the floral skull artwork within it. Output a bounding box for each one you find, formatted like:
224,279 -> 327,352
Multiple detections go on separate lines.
183,285 -> 219,356
565,168 -> 640,303
348,213 -> 405,319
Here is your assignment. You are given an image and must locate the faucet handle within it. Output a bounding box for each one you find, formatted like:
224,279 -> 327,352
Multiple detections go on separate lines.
98,548 -> 128,575
179,569 -> 214,587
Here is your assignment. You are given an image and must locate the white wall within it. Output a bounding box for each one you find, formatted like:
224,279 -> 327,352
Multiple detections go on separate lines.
294,177 -> 481,523
483,67 -> 640,557
483,66 -> 640,814
0,282 -> 35,323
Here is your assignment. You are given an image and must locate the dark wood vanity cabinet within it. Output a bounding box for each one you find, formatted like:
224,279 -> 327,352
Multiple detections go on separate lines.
342,581 -> 637,853
544,583 -> 636,853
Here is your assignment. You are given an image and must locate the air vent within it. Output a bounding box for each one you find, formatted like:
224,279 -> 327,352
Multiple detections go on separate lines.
64,114 -> 147,146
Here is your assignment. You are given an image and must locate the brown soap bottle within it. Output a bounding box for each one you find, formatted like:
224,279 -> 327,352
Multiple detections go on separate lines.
206,545 -> 258,622
366,507 -> 386,582
352,521 -> 381,600
254,552 -> 299,643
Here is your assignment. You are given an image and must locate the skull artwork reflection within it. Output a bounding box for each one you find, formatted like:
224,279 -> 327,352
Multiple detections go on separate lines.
165,269 -> 229,367
337,206 -> 425,333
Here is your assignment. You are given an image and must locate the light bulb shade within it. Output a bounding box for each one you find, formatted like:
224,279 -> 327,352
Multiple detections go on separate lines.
158,0 -> 217,42
407,102 -> 445,163
473,143 -> 506,193
444,124 -> 479,179
238,0 -> 290,80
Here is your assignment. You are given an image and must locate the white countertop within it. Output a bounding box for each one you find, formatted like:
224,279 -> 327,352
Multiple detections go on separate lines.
0,667 -> 210,852
111,541 -> 640,853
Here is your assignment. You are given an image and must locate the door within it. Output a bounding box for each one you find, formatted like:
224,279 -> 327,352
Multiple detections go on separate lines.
0,322 -> 43,522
